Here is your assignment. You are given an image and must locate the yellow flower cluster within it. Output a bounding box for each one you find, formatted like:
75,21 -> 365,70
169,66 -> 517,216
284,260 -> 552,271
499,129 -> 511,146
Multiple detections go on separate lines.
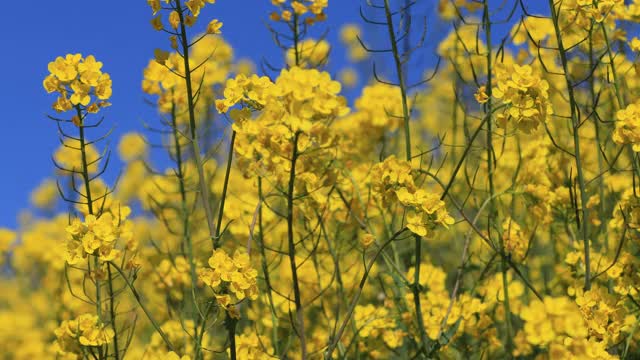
14,0 -> 640,358
0,228 -> 16,265
354,304 -> 404,352
556,0 -> 624,49
437,0 -> 482,20
148,0 -> 221,34
340,24 -> 368,62
54,314 -> 114,356
396,187 -> 455,237
143,320 -> 210,359
610,188 -> 640,231
218,67 -> 348,181
370,155 -> 415,204
118,131 -> 148,162
613,101 -> 640,151
143,35 -> 233,117
215,74 -> 274,113
501,217 -> 528,261
371,156 -> 454,236
64,207 -> 133,264
233,330 -> 273,359
353,83 -> 405,129
53,138 -> 101,174
405,262 -> 486,341
43,54 -> 112,114
198,249 -> 259,313
493,64 -> 553,133
153,256 -> 192,301
29,178 -> 58,210
573,285 -> 636,345
286,38 -> 330,68
335,83 -> 405,156
516,296 -> 616,359
270,0 -> 327,24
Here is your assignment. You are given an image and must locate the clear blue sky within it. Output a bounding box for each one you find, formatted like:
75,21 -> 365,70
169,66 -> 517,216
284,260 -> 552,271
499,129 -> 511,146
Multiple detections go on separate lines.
0,1 -> 548,229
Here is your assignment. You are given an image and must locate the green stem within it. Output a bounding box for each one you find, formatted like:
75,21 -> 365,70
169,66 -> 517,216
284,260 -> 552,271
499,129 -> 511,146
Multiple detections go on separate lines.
482,2 -> 512,354
226,315 -> 238,360
106,263 -> 120,360
175,0 -> 216,243
169,96 -> 201,358
382,0 -> 429,351
548,0 -> 592,290
287,132 -> 307,359
257,177 -> 280,355
76,106 -> 105,359
110,262 -> 175,351
587,32 -> 608,249
213,130 -> 237,357
213,130 -> 236,247
324,228 -> 408,359
383,0 -> 412,161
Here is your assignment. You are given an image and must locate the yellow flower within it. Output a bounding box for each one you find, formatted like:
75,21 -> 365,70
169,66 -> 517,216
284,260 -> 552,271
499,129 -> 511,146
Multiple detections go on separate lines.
147,0 -> 161,15
95,73 -> 113,100
0,228 -> 16,257
186,0 -> 205,16
360,233 -> 375,248
151,15 -> 163,30
340,24 -> 361,44
474,85 -> 489,104
492,63 -> 552,133
269,11 -> 281,21
613,101 -> 640,151
45,53 -> 111,112
55,314 -> 114,355
42,74 -> 60,93
291,1 -> 308,15
53,96 -> 73,112
70,80 -> 91,106
502,217 -> 527,260
30,178 -> 58,209
154,48 -> 170,65
206,19 -> 223,34
184,15 -> 197,27
118,132 -> 148,162
198,248 -> 259,314
406,210 -> 429,237
169,10 -> 180,30
286,38 -> 330,68
631,37 -> 640,52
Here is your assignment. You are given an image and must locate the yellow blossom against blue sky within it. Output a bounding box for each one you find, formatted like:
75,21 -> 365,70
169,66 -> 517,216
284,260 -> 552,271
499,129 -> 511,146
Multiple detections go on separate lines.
0,0 -> 363,227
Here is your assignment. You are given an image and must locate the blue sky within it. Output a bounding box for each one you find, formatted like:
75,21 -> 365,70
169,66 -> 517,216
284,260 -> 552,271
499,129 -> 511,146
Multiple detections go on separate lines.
0,1 -> 548,229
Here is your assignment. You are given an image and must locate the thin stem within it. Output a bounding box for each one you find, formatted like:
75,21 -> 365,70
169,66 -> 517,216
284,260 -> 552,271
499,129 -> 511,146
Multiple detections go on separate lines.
382,0 -> 428,351
76,106 -> 105,359
258,177 -> 280,355
213,130 -> 236,247
548,0 -> 592,290
169,96 -> 201,358
106,263 -> 120,360
287,132 -> 307,359
110,262 -> 175,351
588,32 -> 608,249
226,315 -> 238,360
383,0 -> 411,161
482,1 -> 512,354
209,105 -> 237,360
175,0 -> 216,242
324,228 -> 408,359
